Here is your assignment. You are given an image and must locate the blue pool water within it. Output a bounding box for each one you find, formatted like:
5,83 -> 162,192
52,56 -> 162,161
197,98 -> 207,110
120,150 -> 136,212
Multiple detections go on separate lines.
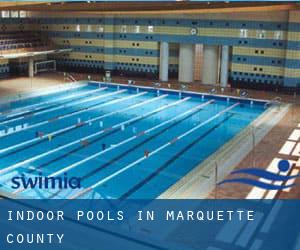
0,82 -> 267,199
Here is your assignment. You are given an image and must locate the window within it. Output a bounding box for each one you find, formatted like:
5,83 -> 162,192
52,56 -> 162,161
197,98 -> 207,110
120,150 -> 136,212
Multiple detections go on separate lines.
120,25 -> 127,33
19,11 -> 26,18
86,25 -> 92,32
97,26 -> 104,33
256,30 -> 266,39
76,24 -> 81,32
10,11 -> 19,18
1,11 -> 10,18
240,29 -> 248,38
134,25 -> 140,33
148,25 -> 154,33
274,31 -> 283,40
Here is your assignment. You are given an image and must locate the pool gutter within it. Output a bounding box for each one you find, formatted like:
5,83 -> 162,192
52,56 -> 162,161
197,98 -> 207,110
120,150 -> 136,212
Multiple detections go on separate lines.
89,80 -> 271,105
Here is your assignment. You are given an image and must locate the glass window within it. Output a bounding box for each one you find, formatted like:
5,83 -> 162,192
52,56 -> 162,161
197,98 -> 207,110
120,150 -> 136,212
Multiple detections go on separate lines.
274,31 -> 283,40
1,11 -> 10,18
10,11 -> 19,18
98,26 -> 104,33
76,24 -> 80,32
256,30 -> 266,39
135,25 -> 140,33
120,25 -> 127,33
86,24 -> 92,32
239,29 -> 248,38
19,11 -> 26,18
148,25 -> 154,33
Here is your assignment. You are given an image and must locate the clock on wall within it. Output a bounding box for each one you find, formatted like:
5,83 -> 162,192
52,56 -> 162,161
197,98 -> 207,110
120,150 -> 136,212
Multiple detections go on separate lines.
190,28 -> 198,35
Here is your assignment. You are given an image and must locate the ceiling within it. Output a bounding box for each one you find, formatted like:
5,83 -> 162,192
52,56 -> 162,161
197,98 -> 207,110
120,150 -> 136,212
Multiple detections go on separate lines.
0,1 -> 298,14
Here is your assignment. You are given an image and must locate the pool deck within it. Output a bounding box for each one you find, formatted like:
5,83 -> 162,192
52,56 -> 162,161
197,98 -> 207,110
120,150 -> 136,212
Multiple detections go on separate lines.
0,72 -> 299,199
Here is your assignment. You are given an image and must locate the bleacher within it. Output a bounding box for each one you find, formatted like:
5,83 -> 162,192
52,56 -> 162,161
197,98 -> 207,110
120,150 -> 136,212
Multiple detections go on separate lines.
0,31 -> 55,55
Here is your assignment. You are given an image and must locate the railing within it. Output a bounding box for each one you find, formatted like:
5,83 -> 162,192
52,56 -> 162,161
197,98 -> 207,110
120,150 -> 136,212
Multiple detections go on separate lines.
180,84 -> 187,92
152,82 -> 161,89
34,60 -> 56,74
64,72 -> 77,83
264,96 -> 282,109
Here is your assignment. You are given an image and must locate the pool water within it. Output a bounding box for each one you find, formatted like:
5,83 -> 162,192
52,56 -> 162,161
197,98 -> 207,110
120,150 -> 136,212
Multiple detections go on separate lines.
0,82 -> 267,199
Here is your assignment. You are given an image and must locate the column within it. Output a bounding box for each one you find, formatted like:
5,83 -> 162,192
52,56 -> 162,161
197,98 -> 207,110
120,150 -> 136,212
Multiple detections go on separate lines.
29,58 -> 34,78
159,41 -> 169,82
220,45 -> 230,87
103,16 -> 114,71
194,44 -> 203,81
178,43 -> 195,83
202,45 -> 219,85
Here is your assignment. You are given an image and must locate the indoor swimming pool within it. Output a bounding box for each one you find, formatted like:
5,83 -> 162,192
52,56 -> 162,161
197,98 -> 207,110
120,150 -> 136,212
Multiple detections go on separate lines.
0,82 -> 268,199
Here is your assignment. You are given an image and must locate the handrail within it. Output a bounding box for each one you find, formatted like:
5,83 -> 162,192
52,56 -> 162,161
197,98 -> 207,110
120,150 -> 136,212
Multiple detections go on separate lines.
264,96 -> 282,109
152,82 -> 161,89
180,84 -> 187,92
64,72 -> 77,83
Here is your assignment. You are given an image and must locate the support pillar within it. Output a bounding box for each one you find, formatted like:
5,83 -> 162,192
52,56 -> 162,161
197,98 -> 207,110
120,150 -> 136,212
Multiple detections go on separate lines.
178,43 -> 195,83
159,41 -> 169,82
29,58 -> 34,78
220,45 -> 230,87
202,45 -> 219,85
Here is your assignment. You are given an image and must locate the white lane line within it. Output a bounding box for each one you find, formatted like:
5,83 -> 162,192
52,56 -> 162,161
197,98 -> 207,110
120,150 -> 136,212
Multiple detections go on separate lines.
0,93 -> 175,175
288,129 -> 300,141
48,99 -> 214,179
0,89 -> 126,138
1,85 -> 89,118
0,87 -> 108,126
2,87 -> 104,120
13,96 -> 191,194
69,102 -> 239,199
0,91 -> 149,155
279,141 -> 296,155
0,84 -> 84,116
292,143 -> 300,157
12,95 -> 170,195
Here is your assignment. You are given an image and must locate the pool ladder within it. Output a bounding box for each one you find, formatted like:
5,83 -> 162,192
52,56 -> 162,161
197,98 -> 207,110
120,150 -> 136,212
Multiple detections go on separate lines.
64,72 -> 77,83
153,82 -> 161,96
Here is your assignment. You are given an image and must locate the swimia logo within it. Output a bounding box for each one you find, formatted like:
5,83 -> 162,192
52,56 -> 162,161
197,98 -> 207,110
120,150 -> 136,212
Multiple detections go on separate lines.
11,173 -> 81,190
218,160 -> 300,190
